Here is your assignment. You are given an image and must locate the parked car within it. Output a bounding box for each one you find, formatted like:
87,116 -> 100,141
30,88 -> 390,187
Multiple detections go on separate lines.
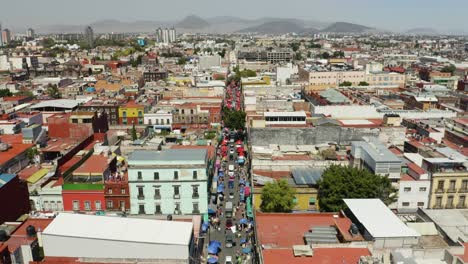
225,218 -> 233,230
225,256 -> 233,264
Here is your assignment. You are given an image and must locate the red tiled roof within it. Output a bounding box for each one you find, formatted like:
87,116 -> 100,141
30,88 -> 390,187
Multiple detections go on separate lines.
2,96 -> 29,101
253,170 -> 290,180
17,166 -> 42,181
73,155 -> 112,174
6,218 -> 53,253
124,100 -> 143,108
0,135 -> 33,166
389,147 -> 403,156
400,174 -> 415,181
256,212 -> 363,248
263,248 -> 371,264
407,162 -> 426,175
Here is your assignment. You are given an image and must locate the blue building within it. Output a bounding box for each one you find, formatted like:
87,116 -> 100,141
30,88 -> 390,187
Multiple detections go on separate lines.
128,149 -> 209,215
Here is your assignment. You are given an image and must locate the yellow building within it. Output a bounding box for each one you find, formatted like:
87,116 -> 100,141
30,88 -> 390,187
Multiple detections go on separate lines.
427,159 -> 468,209
253,180 -> 319,211
241,76 -> 271,88
118,101 -> 144,125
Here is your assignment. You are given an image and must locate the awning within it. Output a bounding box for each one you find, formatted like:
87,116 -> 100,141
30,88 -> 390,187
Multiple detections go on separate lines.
27,168 -> 49,184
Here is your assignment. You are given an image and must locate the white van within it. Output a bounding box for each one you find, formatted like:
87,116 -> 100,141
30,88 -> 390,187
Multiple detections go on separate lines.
228,164 -> 235,171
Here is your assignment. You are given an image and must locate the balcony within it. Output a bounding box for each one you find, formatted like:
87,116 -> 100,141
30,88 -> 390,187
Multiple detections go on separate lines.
137,195 -> 145,200
457,204 -> 466,209
459,188 -> 468,193
445,204 -> 454,209
173,194 -> 180,199
154,195 -> 161,200
435,189 -> 445,194
447,188 -> 457,193
433,205 -> 443,209
192,193 -> 199,199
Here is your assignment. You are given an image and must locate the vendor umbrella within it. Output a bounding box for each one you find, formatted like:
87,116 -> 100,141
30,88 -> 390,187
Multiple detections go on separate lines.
242,247 -> 251,254
208,208 -> 216,214
202,223 -> 209,232
209,240 -> 222,248
207,257 -> 218,264
239,218 -> 248,224
240,238 -> 247,244
207,245 -> 219,254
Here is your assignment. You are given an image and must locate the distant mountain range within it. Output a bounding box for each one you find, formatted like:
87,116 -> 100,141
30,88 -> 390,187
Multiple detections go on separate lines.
30,15 -> 442,35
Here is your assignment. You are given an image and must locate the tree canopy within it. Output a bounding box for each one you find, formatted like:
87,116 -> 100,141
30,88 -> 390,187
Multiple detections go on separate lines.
260,179 -> 296,212
358,81 -> 370,86
317,165 -> 397,212
0,89 -> 12,98
319,52 -> 330,59
441,64 -> 456,75
339,81 -> 353,87
223,108 -> 246,130
46,84 -> 61,99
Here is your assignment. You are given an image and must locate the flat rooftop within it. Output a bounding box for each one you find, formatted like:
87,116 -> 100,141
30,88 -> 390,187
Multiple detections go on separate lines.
128,149 -> 207,165
344,199 -> 420,238
420,208 -> 468,244
43,213 -> 193,246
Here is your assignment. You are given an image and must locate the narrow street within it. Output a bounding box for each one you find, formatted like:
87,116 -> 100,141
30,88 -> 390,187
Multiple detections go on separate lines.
202,80 -> 254,264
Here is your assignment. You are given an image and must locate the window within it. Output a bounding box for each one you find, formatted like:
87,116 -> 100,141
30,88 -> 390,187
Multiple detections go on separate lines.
174,203 -> 181,214
95,201 -> 102,211
138,187 -> 144,199
154,187 -> 161,199
402,202 -> 410,207
174,186 -> 180,198
108,188 -> 113,194
119,201 -> 125,210
404,187 -> 411,192
193,203 -> 199,214
107,200 -> 113,209
447,196 -> 454,207
174,171 -> 179,180
155,204 -> 162,214
181,109 -> 185,114
459,196 -> 466,208
436,196 -> 442,207
122,111 -> 127,117
462,180 -> 468,190
193,171 -> 198,180
84,201 -> 91,211
154,172 -> 159,180
121,188 -> 126,194
417,202 -> 424,207
72,201 -> 79,211
437,180 -> 444,190
138,204 -> 146,214
192,186 -> 199,198
167,119 -> 170,124
449,180 -> 456,190
190,109 -> 194,114
419,187 -> 427,192
137,171 -> 142,180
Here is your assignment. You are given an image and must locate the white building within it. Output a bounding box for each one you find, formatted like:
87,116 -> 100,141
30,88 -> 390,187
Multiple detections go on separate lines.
397,162 -> 430,213
264,111 -> 307,126
198,55 -> 221,70
351,137 -> 402,180
144,109 -> 173,131
42,213 -> 194,263
344,199 -> 420,248
276,63 -> 298,85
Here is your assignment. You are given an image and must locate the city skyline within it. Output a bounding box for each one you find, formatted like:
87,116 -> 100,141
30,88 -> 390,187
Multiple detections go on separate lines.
1,0 -> 468,33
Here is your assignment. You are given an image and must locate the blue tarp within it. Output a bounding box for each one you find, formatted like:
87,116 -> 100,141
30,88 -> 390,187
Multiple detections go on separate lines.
240,238 -> 247,244
207,245 -> 219,254
202,223 -> 209,232
239,218 -> 248,224
207,257 -> 218,263
239,179 -> 246,185
217,184 -> 225,193
209,240 -> 222,248
218,171 -> 224,176
208,208 -> 216,214
242,247 -> 251,254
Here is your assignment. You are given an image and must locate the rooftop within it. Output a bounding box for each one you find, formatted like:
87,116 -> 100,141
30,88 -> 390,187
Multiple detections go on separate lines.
352,137 -> 402,163
420,208 -> 468,244
344,199 -> 420,238
262,247 -> 371,264
73,155 -> 113,175
30,99 -> 81,110
0,134 -> 33,167
128,149 -> 207,165
256,212 -> 363,249
0,174 -> 16,187
43,213 -> 193,246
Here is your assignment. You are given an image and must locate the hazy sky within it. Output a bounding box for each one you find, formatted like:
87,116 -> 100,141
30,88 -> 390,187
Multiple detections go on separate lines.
1,0 -> 467,32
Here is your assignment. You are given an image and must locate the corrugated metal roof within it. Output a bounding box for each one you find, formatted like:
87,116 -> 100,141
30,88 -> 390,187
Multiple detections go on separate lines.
27,168 -> 49,184
292,168 -> 324,185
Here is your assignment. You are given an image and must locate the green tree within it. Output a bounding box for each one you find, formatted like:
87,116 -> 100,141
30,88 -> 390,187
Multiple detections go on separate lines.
317,165 -> 397,212
0,89 -> 12,98
339,81 -> 353,87
237,69 -> 256,78
260,179 -> 296,212
26,147 -> 39,162
332,50 -> 345,58
177,57 -> 188,65
441,64 -> 456,75
217,48 -> 226,58
131,124 -> 138,141
42,38 -> 56,48
290,42 -> 300,52
223,108 -> 246,130
320,52 -> 330,59
46,84 -> 61,99
294,53 -> 303,61
358,81 -> 370,86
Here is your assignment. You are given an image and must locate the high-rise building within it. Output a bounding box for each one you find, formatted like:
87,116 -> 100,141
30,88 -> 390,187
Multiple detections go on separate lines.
156,27 -> 176,43
2,28 -> 11,45
26,28 -> 35,39
84,26 -> 94,48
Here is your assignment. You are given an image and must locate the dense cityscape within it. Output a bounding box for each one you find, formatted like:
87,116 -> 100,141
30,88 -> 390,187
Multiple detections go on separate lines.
0,7 -> 467,264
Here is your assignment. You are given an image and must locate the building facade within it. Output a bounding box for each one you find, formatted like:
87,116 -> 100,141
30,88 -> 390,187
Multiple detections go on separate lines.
118,101 -> 145,125
0,174 -> 30,223
299,68 -> 366,89
128,149 -> 209,215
